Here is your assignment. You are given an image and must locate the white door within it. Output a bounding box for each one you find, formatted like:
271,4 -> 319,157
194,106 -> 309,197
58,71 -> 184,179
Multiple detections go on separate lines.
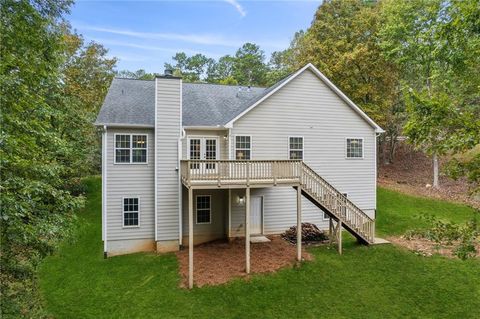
188,137 -> 218,171
250,196 -> 263,234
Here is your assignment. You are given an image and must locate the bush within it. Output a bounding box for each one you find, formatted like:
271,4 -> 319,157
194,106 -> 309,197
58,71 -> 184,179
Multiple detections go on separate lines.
405,213 -> 479,259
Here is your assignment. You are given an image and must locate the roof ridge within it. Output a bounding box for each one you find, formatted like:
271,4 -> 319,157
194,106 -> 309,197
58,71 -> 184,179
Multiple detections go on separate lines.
114,77 -> 154,82
183,81 -> 265,89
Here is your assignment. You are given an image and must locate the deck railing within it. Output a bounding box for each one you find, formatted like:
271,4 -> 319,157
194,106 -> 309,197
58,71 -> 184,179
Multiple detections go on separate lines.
180,159 -> 375,243
180,160 -> 302,186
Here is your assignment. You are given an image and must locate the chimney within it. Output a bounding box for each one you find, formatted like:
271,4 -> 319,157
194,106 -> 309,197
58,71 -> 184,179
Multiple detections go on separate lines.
164,68 -> 173,77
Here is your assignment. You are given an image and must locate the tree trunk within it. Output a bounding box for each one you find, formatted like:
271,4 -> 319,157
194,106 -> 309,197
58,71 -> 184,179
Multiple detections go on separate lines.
433,153 -> 439,188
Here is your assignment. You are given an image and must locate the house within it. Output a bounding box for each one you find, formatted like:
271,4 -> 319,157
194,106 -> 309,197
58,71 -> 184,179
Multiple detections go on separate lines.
95,63 -> 383,288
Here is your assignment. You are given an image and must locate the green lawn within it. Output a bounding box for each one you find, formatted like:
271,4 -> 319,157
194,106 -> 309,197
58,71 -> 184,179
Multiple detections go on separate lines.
39,177 -> 480,318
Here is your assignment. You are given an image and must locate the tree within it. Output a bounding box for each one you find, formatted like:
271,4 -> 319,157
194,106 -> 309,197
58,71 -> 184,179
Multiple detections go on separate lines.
61,26 -> 117,174
1,2 -> 117,315
206,55 -> 236,83
232,43 -> 268,86
380,0 -> 480,188
116,69 -> 156,80
164,52 -> 213,82
1,0 -> 83,315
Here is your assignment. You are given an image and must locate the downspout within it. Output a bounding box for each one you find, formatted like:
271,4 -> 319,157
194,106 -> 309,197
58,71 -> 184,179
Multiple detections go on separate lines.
178,80 -> 184,247
102,125 -> 108,258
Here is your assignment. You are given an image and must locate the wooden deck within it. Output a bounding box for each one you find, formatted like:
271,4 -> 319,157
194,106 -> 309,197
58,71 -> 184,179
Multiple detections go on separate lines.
180,159 -> 376,288
180,160 -> 303,188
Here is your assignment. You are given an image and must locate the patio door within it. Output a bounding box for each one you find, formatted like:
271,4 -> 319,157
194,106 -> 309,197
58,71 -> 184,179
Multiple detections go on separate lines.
250,196 -> 263,235
188,137 -> 218,171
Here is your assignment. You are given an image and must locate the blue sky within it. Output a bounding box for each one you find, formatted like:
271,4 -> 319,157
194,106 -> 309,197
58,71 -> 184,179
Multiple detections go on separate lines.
68,0 -> 321,72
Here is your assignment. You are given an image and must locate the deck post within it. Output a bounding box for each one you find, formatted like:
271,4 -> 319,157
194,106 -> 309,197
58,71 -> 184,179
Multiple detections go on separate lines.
245,187 -> 251,274
297,185 -> 302,261
188,187 -> 194,289
338,220 -> 342,255
329,217 -> 333,246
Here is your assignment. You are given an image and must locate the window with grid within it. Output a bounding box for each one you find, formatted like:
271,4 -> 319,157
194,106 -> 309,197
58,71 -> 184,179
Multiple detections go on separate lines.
205,139 -> 217,169
346,138 -> 363,158
196,196 -> 211,224
235,136 -> 251,160
123,197 -> 139,227
189,139 -> 201,169
289,137 -> 303,160
115,134 -> 147,163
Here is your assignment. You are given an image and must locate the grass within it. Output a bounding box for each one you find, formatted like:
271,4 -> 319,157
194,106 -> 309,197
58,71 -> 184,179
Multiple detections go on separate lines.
376,187 -> 478,236
39,177 -> 480,318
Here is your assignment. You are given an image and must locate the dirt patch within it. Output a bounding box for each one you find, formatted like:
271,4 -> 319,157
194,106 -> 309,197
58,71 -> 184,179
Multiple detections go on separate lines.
388,236 -> 480,258
175,236 -> 313,288
379,144 -> 479,209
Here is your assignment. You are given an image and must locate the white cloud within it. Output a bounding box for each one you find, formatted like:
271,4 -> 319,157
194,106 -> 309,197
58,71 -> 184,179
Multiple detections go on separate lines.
88,37 -> 222,58
79,25 -> 244,48
224,0 -> 247,17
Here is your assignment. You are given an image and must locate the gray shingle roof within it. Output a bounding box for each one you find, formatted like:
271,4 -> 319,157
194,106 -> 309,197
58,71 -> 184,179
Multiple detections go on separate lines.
95,78 -> 267,127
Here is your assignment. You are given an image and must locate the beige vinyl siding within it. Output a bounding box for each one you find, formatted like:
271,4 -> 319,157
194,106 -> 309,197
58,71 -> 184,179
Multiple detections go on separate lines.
156,78 -> 182,241
181,129 -> 229,160
106,128 -> 155,240
181,188 -> 227,243
230,69 -> 376,233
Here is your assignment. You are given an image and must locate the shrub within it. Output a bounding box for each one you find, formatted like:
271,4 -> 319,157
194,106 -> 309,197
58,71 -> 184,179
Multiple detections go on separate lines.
405,213 -> 479,259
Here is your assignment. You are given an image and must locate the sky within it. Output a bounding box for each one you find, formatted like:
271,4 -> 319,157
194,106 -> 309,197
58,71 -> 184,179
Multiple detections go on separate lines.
68,0 -> 321,73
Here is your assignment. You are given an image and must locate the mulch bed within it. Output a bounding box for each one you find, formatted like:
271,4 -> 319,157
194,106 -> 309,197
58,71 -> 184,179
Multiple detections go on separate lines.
388,236 -> 480,258
175,236 -> 313,288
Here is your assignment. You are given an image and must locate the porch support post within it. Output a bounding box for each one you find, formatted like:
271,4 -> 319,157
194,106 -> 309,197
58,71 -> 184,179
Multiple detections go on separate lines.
296,185 -> 302,261
188,187 -> 194,289
338,220 -> 342,255
329,217 -> 333,246
245,187 -> 250,274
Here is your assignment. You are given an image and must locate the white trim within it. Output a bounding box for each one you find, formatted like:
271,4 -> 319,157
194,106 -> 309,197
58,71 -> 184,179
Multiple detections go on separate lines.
154,78 -> 158,241
178,79 -> 183,245
227,128 -> 232,160
250,195 -> 264,235
345,137 -> 364,159
233,135 -> 253,160
122,196 -> 141,228
113,133 -> 149,164
374,132 -> 378,219
288,136 -> 304,160
224,63 -> 384,133
102,126 -> 107,253
183,125 -> 226,131
228,189 -> 232,237
195,195 -> 212,225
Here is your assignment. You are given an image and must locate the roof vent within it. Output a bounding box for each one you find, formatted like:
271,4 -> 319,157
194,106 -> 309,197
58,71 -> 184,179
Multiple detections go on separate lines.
164,68 -> 173,77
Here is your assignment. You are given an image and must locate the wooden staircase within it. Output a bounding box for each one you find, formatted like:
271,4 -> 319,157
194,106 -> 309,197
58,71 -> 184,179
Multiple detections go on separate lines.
299,163 -> 375,244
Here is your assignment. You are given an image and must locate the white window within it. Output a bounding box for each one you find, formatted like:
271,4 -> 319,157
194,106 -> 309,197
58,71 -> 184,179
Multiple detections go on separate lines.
346,138 -> 363,159
196,195 -> 211,224
235,136 -> 251,160
289,137 -> 304,160
123,197 -> 139,227
324,193 -> 347,220
115,134 -> 147,164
